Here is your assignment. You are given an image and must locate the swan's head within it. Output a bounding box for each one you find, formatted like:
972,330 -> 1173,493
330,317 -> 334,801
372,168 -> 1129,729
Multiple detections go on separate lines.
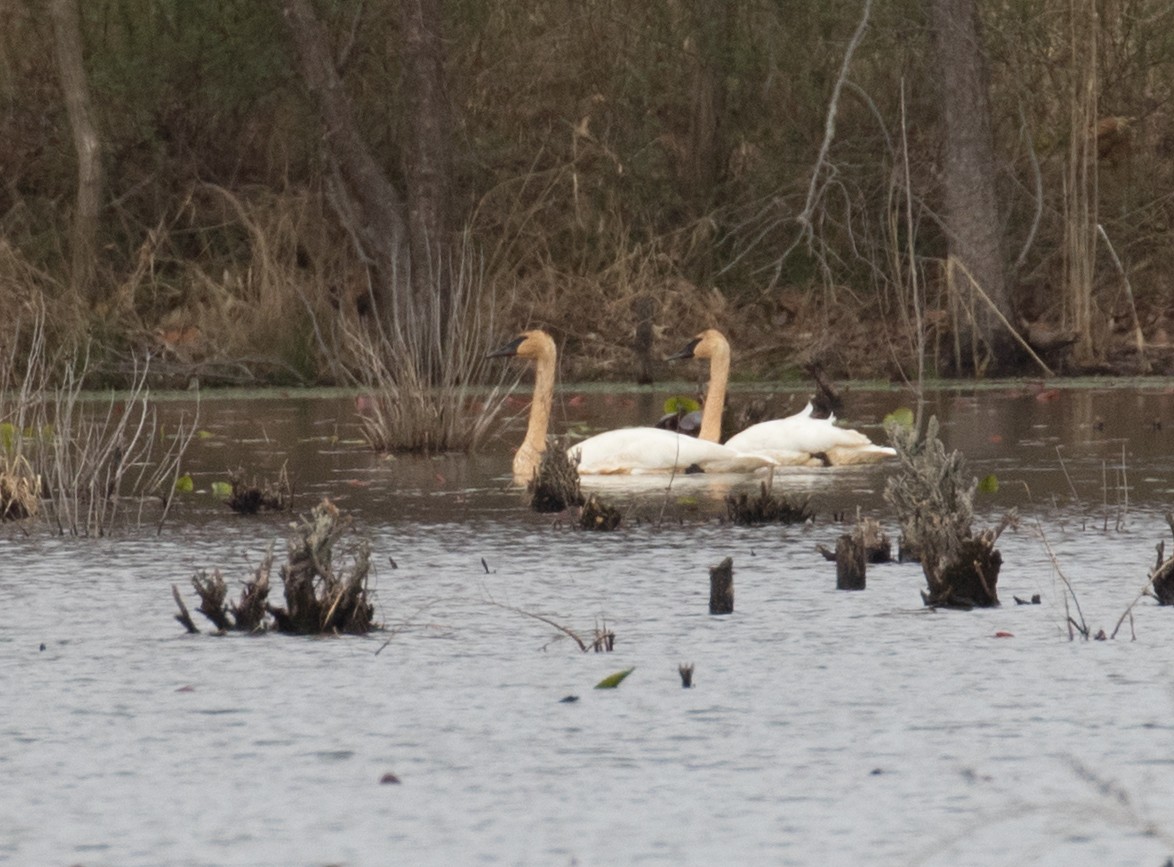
487,330 -> 557,363
668,328 -> 729,361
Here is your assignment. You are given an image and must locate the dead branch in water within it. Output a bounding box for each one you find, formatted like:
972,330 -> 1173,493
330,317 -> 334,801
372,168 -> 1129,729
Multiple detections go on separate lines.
484,594 -> 614,652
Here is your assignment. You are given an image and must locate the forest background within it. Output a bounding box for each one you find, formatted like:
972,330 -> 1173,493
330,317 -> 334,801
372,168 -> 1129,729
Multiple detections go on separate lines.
3,0 -> 1173,390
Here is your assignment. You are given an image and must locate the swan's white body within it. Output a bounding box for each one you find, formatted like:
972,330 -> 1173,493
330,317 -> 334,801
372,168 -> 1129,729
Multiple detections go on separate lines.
724,403 -> 897,466
568,427 -> 776,475
489,330 -> 775,482
674,329 -> 896,467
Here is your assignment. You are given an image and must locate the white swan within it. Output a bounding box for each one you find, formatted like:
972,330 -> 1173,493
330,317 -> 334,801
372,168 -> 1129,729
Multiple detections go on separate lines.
488,330 -> 778,481
672,329 -> 896,466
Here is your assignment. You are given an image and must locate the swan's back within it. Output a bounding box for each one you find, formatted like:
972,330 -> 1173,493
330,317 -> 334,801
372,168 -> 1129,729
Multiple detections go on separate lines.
569,427 -> 774,475
724,407 -> 894,465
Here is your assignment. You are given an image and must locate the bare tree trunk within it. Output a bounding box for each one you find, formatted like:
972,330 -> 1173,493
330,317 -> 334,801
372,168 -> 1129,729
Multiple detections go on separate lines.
1064,0 -> 1098,365
400,0 -> 454,360
931,0 -> 1017,374
49,0 -> 103,299
280,0 -> 409,329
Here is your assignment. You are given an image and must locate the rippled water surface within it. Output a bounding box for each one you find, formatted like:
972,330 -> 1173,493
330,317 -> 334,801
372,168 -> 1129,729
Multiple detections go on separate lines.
4,383 -> 1174,866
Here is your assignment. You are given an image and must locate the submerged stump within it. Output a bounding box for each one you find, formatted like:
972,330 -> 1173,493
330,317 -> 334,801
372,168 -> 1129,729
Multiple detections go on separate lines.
709,556 -> 734,615
835,533 -> 867,591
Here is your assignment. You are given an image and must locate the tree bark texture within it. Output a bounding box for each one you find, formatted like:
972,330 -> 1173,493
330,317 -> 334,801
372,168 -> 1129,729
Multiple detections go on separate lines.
49,0 -> 103,298
400,0 -> 454,339
280,0 -> 409,327
931,0 -> 1016,373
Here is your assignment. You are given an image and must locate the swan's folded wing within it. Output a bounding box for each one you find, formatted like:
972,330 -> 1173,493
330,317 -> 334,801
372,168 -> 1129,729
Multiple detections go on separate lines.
569,428 -> 775,474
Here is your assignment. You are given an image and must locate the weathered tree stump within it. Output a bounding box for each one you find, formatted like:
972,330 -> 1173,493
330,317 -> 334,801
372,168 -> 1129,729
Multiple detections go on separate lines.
922,532 -> 1004,609
173,498 -> 376,635
709,556 -> 734,615
885,417 -> 1015,609
835,533 -> 867,590
856,516 -> 892,563
528,436 -> 584,513
1150,513 -> 1174,605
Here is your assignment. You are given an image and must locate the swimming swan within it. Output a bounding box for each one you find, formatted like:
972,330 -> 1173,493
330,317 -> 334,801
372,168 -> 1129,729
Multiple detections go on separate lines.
488,330 -> 778,481
672,329 -> 896,466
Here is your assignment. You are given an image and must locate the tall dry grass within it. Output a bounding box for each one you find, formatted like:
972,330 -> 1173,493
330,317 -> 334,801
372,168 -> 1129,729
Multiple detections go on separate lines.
311,233 -> 516,454
0,305 -> 195,535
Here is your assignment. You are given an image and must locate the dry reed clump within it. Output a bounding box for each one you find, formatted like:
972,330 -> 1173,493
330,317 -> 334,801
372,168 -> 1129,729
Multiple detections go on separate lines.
0,454 -> 40,520
884,417 -> 1016,608
0,307 -> 194,535
173,498 -> 376,635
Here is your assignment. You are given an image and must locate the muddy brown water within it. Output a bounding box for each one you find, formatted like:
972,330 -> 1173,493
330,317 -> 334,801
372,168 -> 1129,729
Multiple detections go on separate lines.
3,382 -> 1174,866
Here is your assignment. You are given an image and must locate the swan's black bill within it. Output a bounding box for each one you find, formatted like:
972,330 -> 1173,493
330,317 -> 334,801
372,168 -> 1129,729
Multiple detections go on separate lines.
486,335 -> 525,358
666,337 -> 701,361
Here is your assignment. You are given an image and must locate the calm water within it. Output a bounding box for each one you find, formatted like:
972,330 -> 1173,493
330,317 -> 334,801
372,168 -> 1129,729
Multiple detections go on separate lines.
4,382 -> 1174,866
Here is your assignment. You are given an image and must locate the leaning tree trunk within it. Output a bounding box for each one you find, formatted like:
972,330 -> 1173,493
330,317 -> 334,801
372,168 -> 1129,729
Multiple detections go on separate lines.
400,0 -> 454,364
931,0 -> 1017,374
49,0 -> 103,299
279,0 -> 409,331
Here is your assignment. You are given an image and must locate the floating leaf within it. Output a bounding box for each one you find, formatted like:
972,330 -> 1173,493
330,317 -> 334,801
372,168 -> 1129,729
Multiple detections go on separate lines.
174,474 -> 194,493
883,407 -> 915,429
977,474 -> 999,494
663,395 -> 700,414
594,667 -> 635,689
211,481 -> 233,498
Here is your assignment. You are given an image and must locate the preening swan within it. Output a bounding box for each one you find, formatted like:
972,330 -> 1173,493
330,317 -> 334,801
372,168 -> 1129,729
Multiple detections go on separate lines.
488,330 -> 778,481
672,329 -> 896,466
